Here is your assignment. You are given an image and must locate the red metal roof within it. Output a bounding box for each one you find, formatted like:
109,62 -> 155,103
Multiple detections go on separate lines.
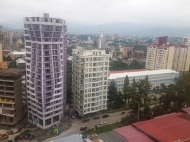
109,69 -> 146,74
114,125 -> 155,142
133,112 -> 190,142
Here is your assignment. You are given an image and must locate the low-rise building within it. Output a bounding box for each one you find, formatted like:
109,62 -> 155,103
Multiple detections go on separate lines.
0,69 -> 25,125
108,69 -> 179,92
0,62 -> 10,69
134,50 -> 145,58
16,58 -> 26,68
122,47 -> 134,57
8,52 -> 25,60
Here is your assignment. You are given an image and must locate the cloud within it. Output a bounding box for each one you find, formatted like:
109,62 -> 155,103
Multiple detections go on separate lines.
0,0 -> 190,29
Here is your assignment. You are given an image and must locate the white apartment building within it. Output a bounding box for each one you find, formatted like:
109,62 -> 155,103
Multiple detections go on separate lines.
145,44 -> 190,72
99,31 -> 105,49
24,13 -> 67,129
109,69 -> 179,92
72,47 -> 111,116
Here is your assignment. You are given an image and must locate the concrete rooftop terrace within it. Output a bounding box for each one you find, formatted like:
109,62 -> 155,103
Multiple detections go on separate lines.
109,69 -> 178,80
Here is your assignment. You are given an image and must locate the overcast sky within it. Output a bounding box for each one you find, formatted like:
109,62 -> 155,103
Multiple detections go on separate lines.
0,0 -> 190,29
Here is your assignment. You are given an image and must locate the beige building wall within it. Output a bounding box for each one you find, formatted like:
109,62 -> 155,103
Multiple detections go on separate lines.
145,47 -> 157,70
185,47 -> 190,71
167,46 -> 175,70
0,43 -> 2,62
155,48 -> 169,70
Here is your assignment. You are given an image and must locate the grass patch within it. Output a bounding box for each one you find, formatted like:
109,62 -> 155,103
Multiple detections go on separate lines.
82,122 -> 124,135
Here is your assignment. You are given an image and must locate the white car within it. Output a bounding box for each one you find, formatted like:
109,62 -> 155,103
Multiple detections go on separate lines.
99,121 -> 106,125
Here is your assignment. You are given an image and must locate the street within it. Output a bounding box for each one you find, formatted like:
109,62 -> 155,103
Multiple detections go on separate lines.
42,110 -> 129,142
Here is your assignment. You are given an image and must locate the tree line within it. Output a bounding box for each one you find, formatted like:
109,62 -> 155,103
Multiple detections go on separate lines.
108,73 -> 190,125
109,59 -> 144,71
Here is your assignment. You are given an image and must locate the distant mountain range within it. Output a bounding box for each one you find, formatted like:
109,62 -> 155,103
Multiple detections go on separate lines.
67,22 -> 190,37
1,21 -> 190,37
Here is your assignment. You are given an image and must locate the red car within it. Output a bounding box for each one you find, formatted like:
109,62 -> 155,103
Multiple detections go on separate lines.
19,135 -> 24,140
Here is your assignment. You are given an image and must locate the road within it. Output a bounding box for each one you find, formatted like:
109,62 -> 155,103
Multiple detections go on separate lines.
43,110 -> 129,142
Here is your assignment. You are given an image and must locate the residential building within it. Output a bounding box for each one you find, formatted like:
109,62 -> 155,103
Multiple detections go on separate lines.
0,62 -> 10,69
99,31 -> 105,49
0,27 -> 12,49
8,52 -> 25,60
0,43 -> 2,62
110,49 -> 117,58
182,37 -> 188,45
134,50 -> 145,58
108,69 -> 179,92
156,36 -> 168,45
24,13 -> 67,129
145,44 -> 190,72
115,107 -> 190,142
122,47 -> 134,57
16,58 -> 26,68
72,47 -> 110,116
0,69 -> 25,125
188,33 -> 190,46
111,34 -> 118,40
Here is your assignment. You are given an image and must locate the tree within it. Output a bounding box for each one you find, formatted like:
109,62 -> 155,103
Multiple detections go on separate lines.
108,80 -> 117,112
137,75 -> 151,105
8,61 -> 17,68
123,75 -> 130,107
66,61 -> 73,104
115,91 -> 124,109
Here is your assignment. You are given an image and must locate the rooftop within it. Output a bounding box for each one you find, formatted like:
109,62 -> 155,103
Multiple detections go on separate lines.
50,134 -> 83,142
0,69 -> 25,76
92,130 -> 127,142
133,111 -> 190,142
109,69 -> 146,74
109,69 -> 178,80
115,125 -> 155,142
149,44 -> 187,48
10,52 -> 25,55
16,58 -> 26,63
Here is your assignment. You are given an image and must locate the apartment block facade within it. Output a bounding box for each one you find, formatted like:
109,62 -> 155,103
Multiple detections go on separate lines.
72,47 -> 110,116
109,69 -> 179,91
0,69 -> 25,125
24,13 -> 67,129
145,44 -> 190,72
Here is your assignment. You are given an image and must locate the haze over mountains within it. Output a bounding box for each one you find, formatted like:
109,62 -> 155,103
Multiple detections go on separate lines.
1,21 -> 189,37
67,22 -> 190,36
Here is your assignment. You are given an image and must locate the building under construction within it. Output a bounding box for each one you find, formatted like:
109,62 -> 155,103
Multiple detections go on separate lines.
0,69 -> 25,125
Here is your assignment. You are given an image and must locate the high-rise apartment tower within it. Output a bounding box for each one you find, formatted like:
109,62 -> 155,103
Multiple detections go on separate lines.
145,44 -> 190,72
24,13 -> 67,129
72,47 -> 110,116
99,31 -> 105,49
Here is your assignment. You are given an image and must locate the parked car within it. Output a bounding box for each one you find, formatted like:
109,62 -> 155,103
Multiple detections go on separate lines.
79,134 -> 87,139
29,135 -> 35,141
19,135 -> 24,140
14,135 -> 19,142
102,114 -> 109,118
93,116 -> 100,120
24,133 -> 31,139
121,112 -> 125,115
99,121 -> 106,125
82,119 -> 89,123
77,115 -> 83,119
80,126 -> 87,131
